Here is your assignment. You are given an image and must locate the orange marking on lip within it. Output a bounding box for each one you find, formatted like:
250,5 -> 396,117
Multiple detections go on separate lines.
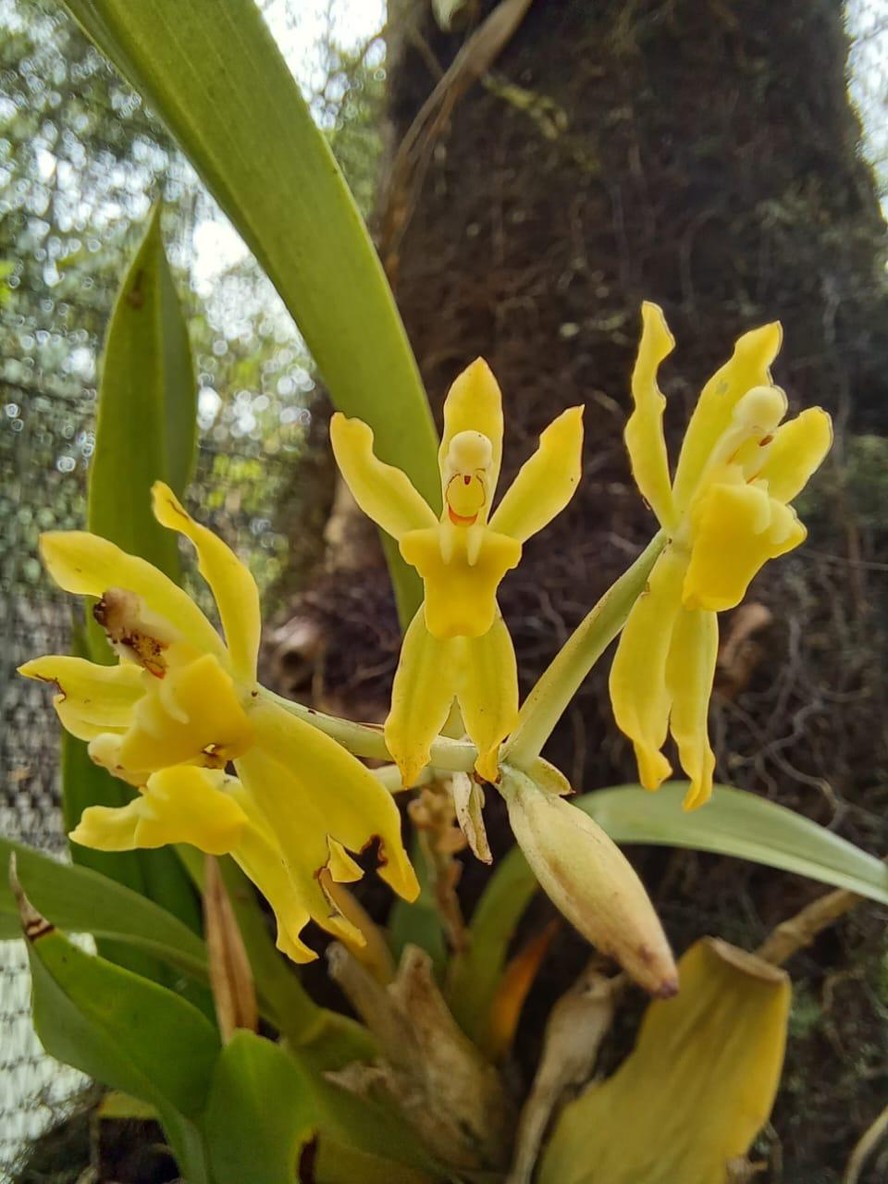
448,506 -> 479,526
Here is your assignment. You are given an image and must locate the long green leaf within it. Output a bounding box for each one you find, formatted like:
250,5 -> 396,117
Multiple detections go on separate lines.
88,202 -> 197,570
389,834 -> 448,978
0,836 -> 207,981
203,1032 -> 315,1184
204,1032 -> 436,1184
23,912 -> 219,1178
61,0 -> 439,621
1,837 -> 371,1052
580,784 -> 888,902
446,850 -> 537,1043
62,203 -> 201,948
454,782 -> 888,1044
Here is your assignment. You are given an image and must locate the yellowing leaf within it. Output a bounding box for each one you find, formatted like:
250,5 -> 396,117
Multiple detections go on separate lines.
539,938 -> 790,1184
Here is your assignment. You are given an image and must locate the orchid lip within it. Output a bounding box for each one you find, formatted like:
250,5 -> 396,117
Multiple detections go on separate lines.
447,507 -> 479,526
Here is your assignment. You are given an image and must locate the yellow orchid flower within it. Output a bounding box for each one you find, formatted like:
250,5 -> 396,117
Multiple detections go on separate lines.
331,358 -> 584,785
20,482 -> 418,961
610,303 -> 832,810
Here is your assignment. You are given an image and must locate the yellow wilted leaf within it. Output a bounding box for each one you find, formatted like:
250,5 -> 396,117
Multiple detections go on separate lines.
539,938 -> 790,1184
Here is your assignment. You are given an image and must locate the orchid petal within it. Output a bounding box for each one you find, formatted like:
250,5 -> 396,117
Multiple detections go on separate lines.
119,652 -> 253,775
246,697 -> 419,903
39,530 -> 226,662
454,615 -> 519,783
684,484 -> 806,612
440,359 -> 504,499
665,607 -> 718,810
672,321 -> 783,510
330,413 -> 437,540
226,773 -> 365,960
151,482 -> 260,682
70,797 -> 155,851
400,526 -> 521,639
624,303 -> 676,528
19,655 -> 144,741
756,407 -> 833,502
70,767 -> 248,855
327,839 -> 364,884
385,608 -> 460,787
488,406 -> 585,542
86,734 -> 152,788
230,824 -> 330,962
609,547 -> 687,791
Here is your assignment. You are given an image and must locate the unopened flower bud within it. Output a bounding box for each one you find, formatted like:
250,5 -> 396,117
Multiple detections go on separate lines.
501,771 -> 678,997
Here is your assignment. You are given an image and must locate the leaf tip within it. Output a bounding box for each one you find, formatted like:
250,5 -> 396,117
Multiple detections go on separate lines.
8,853 -> 54,943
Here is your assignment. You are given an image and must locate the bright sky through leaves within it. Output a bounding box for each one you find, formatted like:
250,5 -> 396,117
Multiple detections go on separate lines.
192,0 -> 386,289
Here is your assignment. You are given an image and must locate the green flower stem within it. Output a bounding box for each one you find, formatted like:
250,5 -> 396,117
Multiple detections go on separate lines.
257,688 -> 477,773
260,689 -> 569,793
502,531 -> 667,772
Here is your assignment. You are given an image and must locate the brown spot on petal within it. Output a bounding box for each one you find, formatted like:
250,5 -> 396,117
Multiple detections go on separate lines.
201,743 -> 227,769
28,672 -> 65,700
159,495 -> 192,527
129,636 -> 167,678
94,589 -> 169,677
371,834 -> 389,874
126,269 -> 145,309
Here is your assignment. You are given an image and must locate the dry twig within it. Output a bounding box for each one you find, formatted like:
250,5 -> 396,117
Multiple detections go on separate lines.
507,964 -> 623,1184
381,0 -> 536,264
843,1101 -> 888,1184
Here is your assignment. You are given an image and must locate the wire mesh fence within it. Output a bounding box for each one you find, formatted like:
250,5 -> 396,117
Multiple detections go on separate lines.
0,0 -> 382,1166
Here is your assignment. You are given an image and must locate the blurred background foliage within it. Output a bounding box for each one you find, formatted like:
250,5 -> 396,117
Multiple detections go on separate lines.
0,0 -> 386,598
0,0 -> 386,1163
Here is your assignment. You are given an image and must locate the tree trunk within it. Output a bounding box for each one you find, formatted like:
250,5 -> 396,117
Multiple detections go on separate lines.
378,2 -> 888,1178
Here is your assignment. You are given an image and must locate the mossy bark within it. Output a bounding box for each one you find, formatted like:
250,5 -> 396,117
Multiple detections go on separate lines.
385,0 -> 887,433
